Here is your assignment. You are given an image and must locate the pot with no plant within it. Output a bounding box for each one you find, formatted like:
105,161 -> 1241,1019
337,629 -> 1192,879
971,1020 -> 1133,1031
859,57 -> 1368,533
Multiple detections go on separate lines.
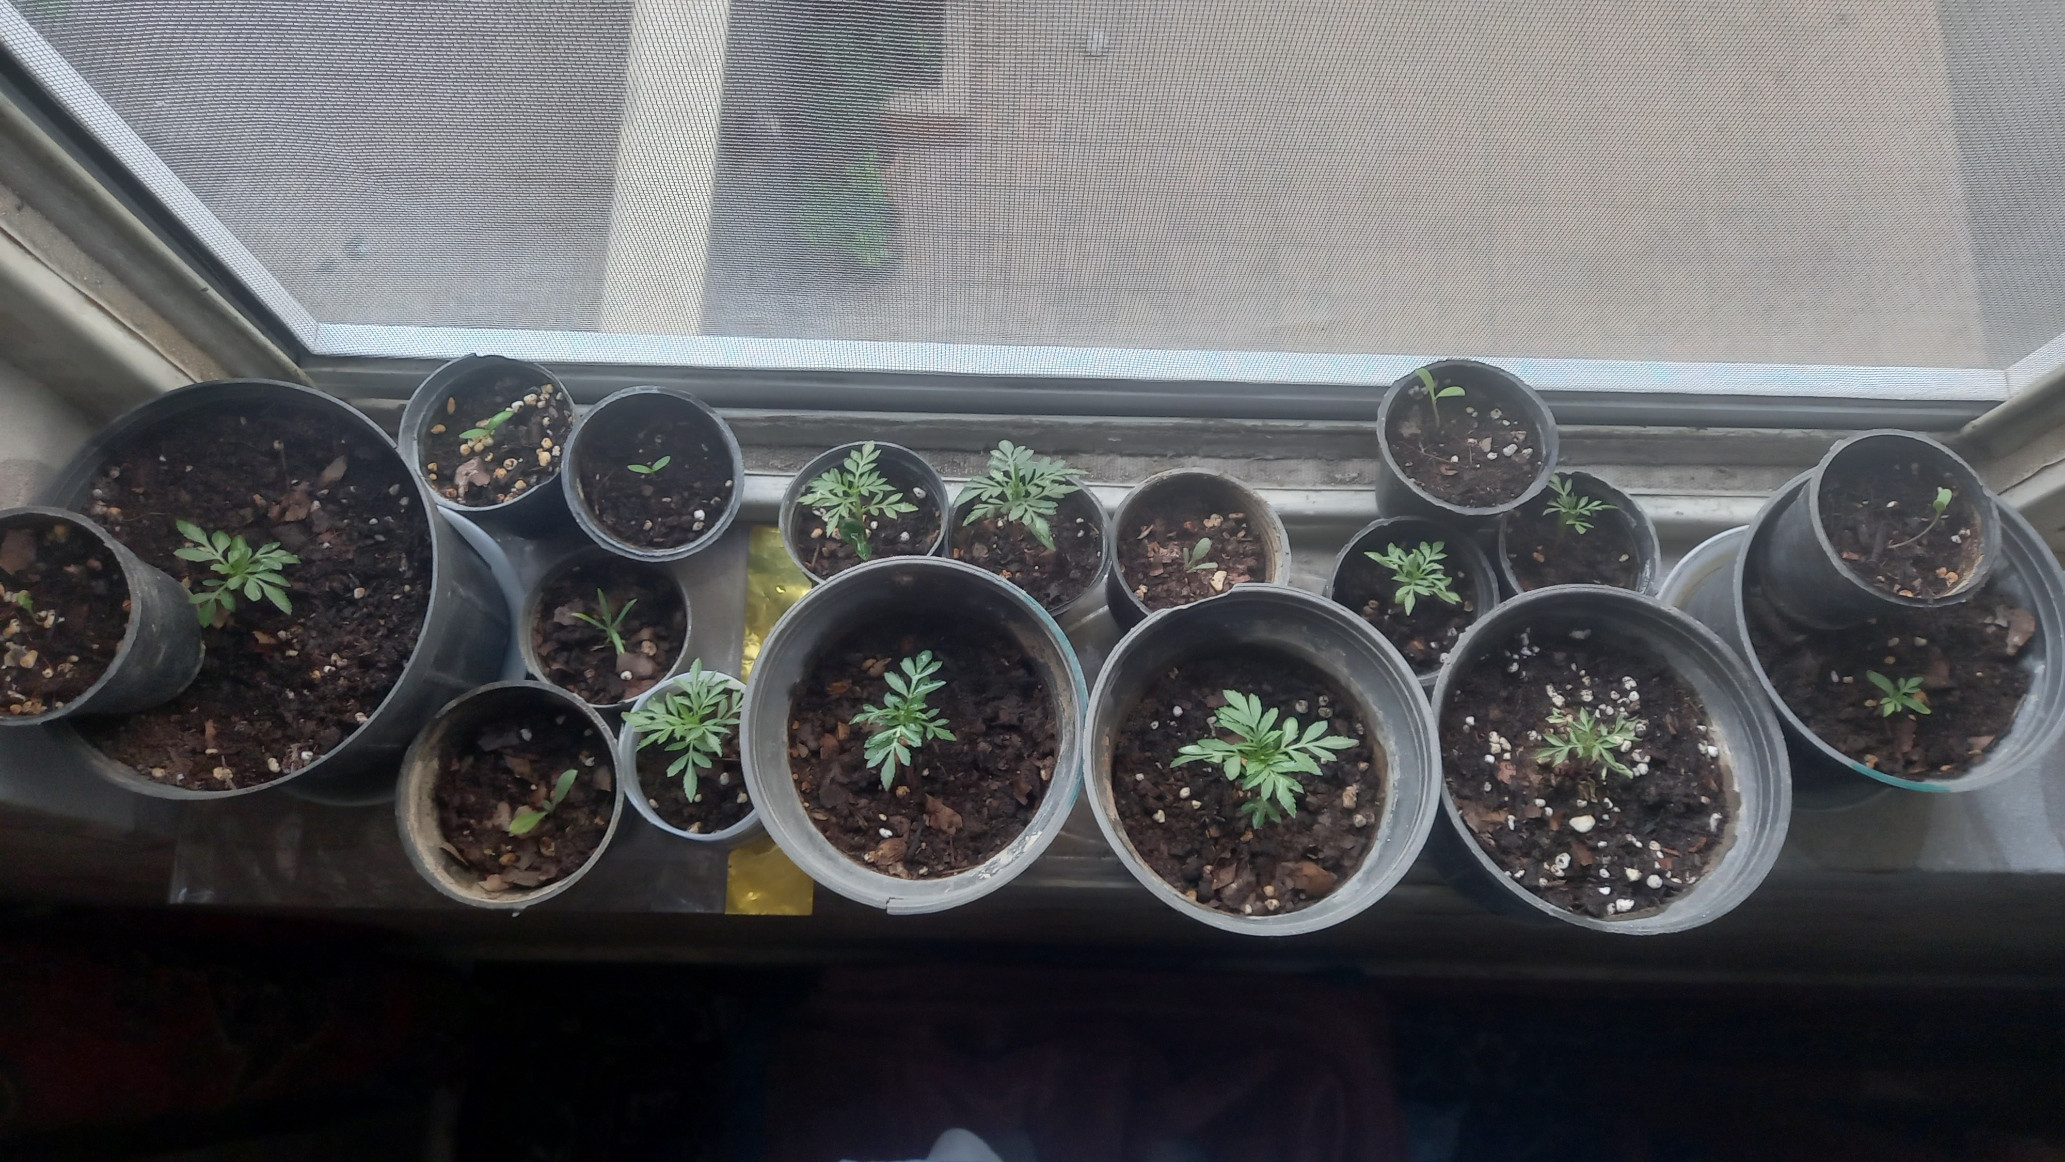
521,548 -> 692,712
1325,516 -> 1498,689
565,387 -> 744,562
779,441 -> 947,582
1376,359 -> 1558,522
618,660 -> 757,842
949,440 -> 1110,617
43,379 -> 507,802
0,507 -> 202,725
401,355 -> 577,534
1430,586 -> 1790,932
1106,469 -> 1289,629
740,556 -> 1084,913
1084,585 -> 1440,934
397,680 -> 623,909
1496,471 -> 1660,594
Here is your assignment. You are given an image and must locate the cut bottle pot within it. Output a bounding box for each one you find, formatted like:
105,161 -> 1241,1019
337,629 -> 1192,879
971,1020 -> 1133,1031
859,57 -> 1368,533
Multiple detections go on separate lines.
400,354 -> 576,536
617,668 -> 760,844
1105,469 -> 1290,630
949,483 -> 1112,619
778,441 -> 948,582
1495,470 -> 1661,596
1324,515 -> 1500,690
1375,359 -> 1559,523
564,386 -> 744,563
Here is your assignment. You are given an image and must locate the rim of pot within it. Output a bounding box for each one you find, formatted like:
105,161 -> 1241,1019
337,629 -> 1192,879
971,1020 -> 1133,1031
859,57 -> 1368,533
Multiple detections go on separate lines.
564,386 -> 745,563
1106,468 -> 1291,626
1083,584 -> 1443,936
777,441 -> 949,582
518,546 -> 696,715
1495,469 -> 1662,597
1429,584 -> 1792,934
1323,513 -> 1500,689
400,354 -> 573,517
1376,358 -> 1560,519
739,555 -> 1086,914
395,679 -> 625,910
616,669 -> 760,844
948,483 -> 1112,617
1803,430 -> 1999,609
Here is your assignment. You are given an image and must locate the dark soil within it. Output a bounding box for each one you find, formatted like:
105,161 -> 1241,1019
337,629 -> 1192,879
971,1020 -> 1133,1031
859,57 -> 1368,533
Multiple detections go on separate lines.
576,406 -> 735,551
1817,453 -> 1986,599
637,734 -> 752,835
78,404 -> 431,791
1111,650 -> 1382,916
1750,583 -> 2033,779
0,517 -> 128,717
1501,482 -> 1644,590
1441,631 -> 1732,919
433,706 -> 614,893
1386,381 -> 1543,508
949,489 -> 1103,611
1332,534 -> 1484,674
420,373 -> 574,508
787,619 -> 1056,878
1116,498 -> 1269,612
792,460 -> 942,580
531,560 -> 687,706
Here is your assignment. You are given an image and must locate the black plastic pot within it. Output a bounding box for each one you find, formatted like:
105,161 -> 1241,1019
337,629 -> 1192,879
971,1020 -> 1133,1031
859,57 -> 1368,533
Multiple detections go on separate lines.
0,507 -> 202,725
399,354 -> 574,536
778,442 -> 948,582
1428,585 -> 1792,933
40,379 -> 509,803
1756,431 -> 1997,630
948,484 -> 1111,619
518,546 -> 696,714
1324,515 -> 1499,689
1104,469 -> 1290,630
1375,359 -> 1559,523
1495,470 -> 1661,596
563,386 -> 744,562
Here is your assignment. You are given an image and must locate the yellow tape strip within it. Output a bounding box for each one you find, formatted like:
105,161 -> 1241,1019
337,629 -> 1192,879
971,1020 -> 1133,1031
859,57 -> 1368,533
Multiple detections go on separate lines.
726,525 -> 817,915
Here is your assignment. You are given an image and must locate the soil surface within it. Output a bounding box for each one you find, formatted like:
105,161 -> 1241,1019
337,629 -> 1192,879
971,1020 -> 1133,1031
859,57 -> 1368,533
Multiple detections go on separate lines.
1116,497 -> 1269,612
637,734 -> 752,835
1750,583 -> 2032,779
1386,381 -> 1543,508
433,706 -> 613,893
79,403 -> 431,790
1331,534 -> 1484,674
1817,453 -> 1986,600
531,560 -> 686,706
1501,481 -> 1644,590
950,490 -> 1103,611
787,619 -> 1056,878
1111,651 -> 1382,916
1441,631 -> 1732,920
420,373 -> 574,507
0,517 -> 128,717
792,459 -> 942,579
576,405 -> 735,551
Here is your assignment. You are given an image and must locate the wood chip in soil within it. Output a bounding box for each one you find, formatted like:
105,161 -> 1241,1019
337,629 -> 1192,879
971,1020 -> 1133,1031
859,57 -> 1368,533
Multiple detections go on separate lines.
420,374 -> 573,507
637,735 -> 752,835
1386,384 -> 1541,508
950,489 -> 1102,611
1501,483 -> 1643,590
1331,534 -> 1482,673
1117,501 -> 1266,612
0,516 -> 127,717
791,460 -> 942,580
576,405 -> 734,551
531,559 -> 686,706
1816,453 -> 1986,600
434,708 -> 613,893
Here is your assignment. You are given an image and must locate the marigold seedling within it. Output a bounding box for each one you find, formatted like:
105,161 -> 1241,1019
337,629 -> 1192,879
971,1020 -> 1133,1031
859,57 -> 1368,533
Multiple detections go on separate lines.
1364,540 -> 1461,615
799,442 -> 919,561
960,440 -> 1080,550
8,590 -> 30,614
1888,487 -> 1955,550
1415,367 -> 1467,430
508,768 -> 579,837
1535,706 -> 1643,778
568,589 -> 636,657
624,660 -> 742,803
1181,537 -> 1217,573
627,455 -> 672,476
459,406 -> 518,442
174,520 -> 298,625
1867,670 -> 1930,717
851,651 -> 955,789
1174,690 -> 1355,828
1543,474 -> 1615,535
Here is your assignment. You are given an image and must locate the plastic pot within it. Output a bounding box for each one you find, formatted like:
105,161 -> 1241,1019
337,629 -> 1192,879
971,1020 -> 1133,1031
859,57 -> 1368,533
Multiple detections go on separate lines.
1677,473 -> 2065,794
778,442 -> 948,582
616,669 -> 760,844
1495,470 -> 1661,596
395,680 -> 625,910
518,546 -> 695,714
948,485 -> 1112,619
1755,431 -> 1997,629
0,507 -> 202,725
1375,359 -> 1559,523
1104,469 -> 1291,630
739,556 -> 1085,913
1428,585 -> 1792,933
399,354 -> 575,536
1083,585 -> 1441,935
39,379 -> 509,803
1324,515 -> 1500,690
564,386 -> 744,563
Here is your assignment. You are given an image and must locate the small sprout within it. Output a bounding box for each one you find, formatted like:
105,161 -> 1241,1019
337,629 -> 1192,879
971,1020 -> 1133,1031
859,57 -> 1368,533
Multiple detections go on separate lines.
1888,487 -> 1955,549
627,455 -> 672,476
799,442 -> 918,561
458,406 -> 518,442
850,651 -> 955,789
1364,540 -> 1460,615
568,589 -> 636,656
174,520 -> 299,625
1535,707 -> 1643,778
1867,670 -> 1930,717
508,768 -> 579,837
1544,474 -> 1615,535
8,591 -> 31,614
1174,689 -> 1355,827
960,440 -> 1080,550
1416,366 -> 1466,430
624,660 -> 742,803
1180,537 -> 1217,573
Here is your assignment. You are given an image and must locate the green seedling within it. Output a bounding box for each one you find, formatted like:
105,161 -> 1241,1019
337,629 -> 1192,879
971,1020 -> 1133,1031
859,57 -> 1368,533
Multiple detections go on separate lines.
1535,706 -> 1643,778
1364,540 -> 1461,615
1416,367 -> 1467,430
569,589 -> 636,657
1181,538 -> 1217,573
960,440 -> 1080,550
8,591 -> 31,614
1888,487 -> 1955,549
799,442 -> 919,561
851,651 -> 955,789
1544,474 -> 1615,535
624,661 -> 743,803
1867,671 -> 1930,717
508,768 -> 579,837
174,520 -> 298,625
627,455 -> 672,476
1175,690 -> 1356,828
459,407 -> 517,443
